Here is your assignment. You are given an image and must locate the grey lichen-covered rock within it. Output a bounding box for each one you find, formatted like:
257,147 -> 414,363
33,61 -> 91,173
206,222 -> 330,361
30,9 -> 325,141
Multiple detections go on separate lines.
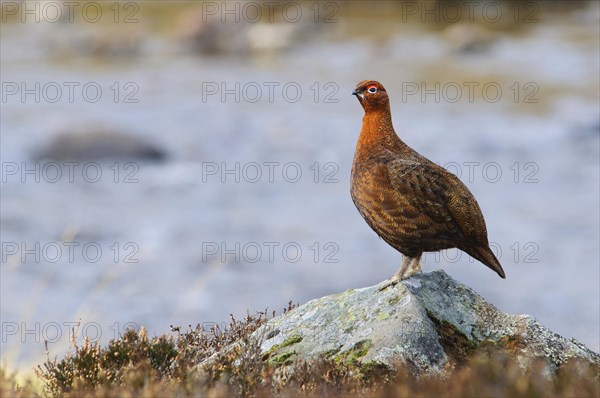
236,270 -> 599,376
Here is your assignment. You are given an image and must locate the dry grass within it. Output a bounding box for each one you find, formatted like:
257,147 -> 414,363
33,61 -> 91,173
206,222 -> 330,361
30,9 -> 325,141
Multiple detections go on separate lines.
1,302 -> 598,398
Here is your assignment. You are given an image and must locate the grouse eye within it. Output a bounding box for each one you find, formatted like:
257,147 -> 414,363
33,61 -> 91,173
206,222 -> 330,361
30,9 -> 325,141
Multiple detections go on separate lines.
367,86 -> 377,94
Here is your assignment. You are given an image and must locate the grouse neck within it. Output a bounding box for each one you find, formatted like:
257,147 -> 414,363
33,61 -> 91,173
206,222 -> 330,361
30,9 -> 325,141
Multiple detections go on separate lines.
358,109 -> 401,149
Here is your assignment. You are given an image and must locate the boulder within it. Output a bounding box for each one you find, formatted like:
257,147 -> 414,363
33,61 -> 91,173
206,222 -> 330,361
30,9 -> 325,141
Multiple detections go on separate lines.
202,270 -> 599,376
33,129 -> 166,162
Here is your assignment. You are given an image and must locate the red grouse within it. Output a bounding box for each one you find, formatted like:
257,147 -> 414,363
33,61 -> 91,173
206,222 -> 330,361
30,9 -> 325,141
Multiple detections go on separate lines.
350,80 -> 505,288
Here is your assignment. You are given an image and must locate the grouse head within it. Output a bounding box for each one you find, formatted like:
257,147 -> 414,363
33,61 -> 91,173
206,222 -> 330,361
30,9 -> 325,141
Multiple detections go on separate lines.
352,80 -> 390,113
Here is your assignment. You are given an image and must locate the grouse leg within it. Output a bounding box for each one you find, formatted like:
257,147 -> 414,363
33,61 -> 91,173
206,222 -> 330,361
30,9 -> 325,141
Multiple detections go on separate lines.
402,253 -> 423,279
379,256 -> 411,290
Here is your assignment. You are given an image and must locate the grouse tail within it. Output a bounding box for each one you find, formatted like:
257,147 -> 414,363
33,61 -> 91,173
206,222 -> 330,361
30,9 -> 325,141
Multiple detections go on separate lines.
466,245 -> 506,279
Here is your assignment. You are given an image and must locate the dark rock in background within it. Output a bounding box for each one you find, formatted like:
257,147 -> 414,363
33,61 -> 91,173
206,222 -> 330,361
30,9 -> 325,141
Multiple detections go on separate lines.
33,128 -> 167,162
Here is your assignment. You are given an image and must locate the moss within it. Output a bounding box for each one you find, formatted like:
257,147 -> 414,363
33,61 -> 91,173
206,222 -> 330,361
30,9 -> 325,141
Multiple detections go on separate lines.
281,334 -> 303,347
262,345 -> 279,360
388,295 -> 403,306
322,348 -> 341,358
268,351 -> 296,366
375,312 -> 390,321
426,310 -> 477,366
262,334 -> 303,360
343,326 -> 355,334
335,340 -> 372,365
359,360 -> 393,383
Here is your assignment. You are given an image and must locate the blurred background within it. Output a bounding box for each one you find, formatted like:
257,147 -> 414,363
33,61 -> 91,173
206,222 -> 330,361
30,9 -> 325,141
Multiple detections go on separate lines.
1,0 -> 598,371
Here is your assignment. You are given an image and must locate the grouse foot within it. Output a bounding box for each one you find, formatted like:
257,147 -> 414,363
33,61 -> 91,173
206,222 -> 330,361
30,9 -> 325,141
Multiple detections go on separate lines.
378,255 -> 423,291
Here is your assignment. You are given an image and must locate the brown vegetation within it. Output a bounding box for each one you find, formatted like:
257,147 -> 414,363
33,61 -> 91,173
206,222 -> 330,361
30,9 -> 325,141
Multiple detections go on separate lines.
1,303 -> 598,398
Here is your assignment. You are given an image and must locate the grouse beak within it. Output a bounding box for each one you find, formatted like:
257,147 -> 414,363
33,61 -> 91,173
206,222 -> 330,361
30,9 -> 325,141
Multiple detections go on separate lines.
352,89 -> 363,99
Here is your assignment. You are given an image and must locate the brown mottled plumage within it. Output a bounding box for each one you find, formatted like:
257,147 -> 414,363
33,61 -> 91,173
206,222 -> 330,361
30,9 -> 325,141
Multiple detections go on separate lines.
350,80 -> 505,288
